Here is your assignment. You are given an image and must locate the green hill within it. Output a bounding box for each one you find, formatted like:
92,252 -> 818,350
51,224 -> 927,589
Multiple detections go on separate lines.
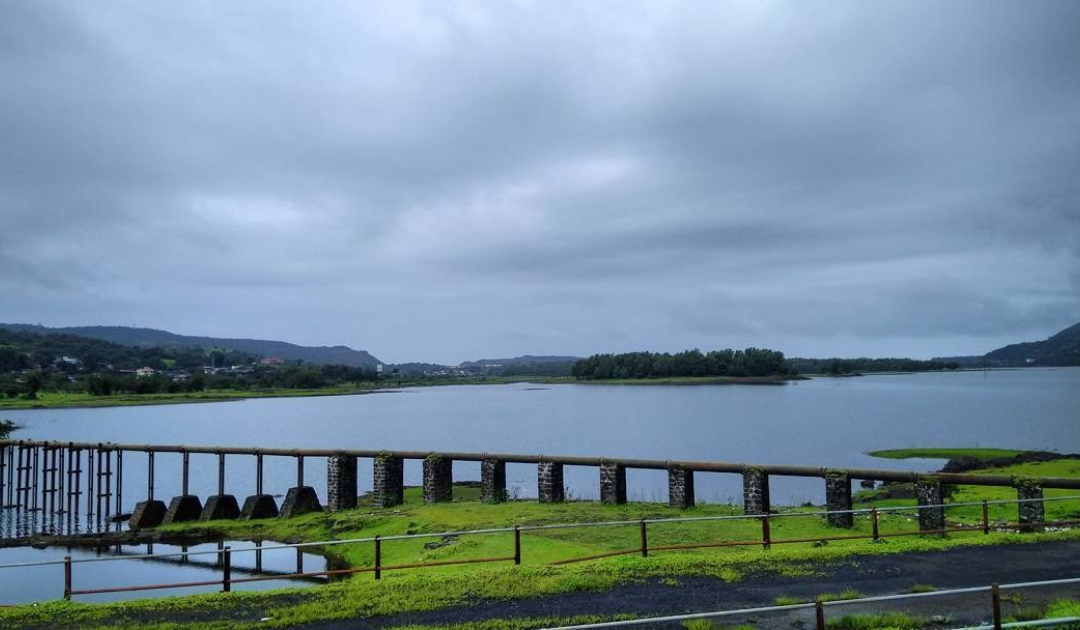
981,320 -> 1080,367
0,324 -> 382,368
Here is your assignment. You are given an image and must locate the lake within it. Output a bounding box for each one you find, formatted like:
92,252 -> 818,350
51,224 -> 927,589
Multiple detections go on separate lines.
2,368 -> 1078,537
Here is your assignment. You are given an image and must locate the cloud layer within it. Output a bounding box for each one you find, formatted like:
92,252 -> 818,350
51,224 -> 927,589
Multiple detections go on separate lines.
2,1 -> 1078,362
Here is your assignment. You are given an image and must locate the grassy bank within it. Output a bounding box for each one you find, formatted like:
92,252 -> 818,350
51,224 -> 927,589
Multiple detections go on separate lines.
0,377 -> 571,410
868,448 -> 1029,461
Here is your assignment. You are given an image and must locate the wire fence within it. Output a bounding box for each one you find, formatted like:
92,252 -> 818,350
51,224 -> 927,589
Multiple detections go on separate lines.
1,494 -> 1078,601
538,576 -> 1080,630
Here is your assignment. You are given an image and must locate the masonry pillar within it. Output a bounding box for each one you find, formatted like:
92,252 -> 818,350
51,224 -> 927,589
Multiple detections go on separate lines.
668,465 -> 695,509
825,472 -> 853,528
327,455 -> 358,512
600,462 -> 627,505
423,456 -> 453,503
916,477 -> 945,532
481,458 -> 507,503
742,468 -> 770,515
373,455 -> 404,507
1017,482 -> 1045,531
538,461 -> 564,503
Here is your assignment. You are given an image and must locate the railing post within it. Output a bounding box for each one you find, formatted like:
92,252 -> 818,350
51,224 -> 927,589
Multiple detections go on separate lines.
639,519 -> 648,557
513,526 -> 521,565
815,599 -> 826,630
871,508 -> 879,541
991,583 -> 1002,630
63,555 -> 72,600
374,535 -> 382,580
983,500 -> 990,535
222,546 -> 231,592
761,514 -> 771,550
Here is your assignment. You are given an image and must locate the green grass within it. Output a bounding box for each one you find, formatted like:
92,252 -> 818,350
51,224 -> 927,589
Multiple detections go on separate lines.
867,448 -> 1028,461
907,583 -> 935,593
828,612 -> 925,629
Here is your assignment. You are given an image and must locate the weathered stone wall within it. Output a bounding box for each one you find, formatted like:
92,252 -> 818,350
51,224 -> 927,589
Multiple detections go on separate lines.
373,455 -> 404,507
825,472 -> 853,528
916,477 -> 945,531
1017,483 -> 1045,529
327,455 -> 358,512
481,458 -> 507,503
538,461 -> 565,503
668,465 -> 695,509
743,468 -> 770,515
600,462 -> 627,505
423,456 -> 453,503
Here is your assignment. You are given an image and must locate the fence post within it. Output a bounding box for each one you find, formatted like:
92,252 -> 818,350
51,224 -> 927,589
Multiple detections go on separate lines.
761,514 -> 771,550
222,546 -> 231,593
983,500 -> 990,535
815,599 -> 826,630
513,526 -> 521,565
639,519 -> 648,558
63,555 -> 72,600
991,583 -> 1002,630
374,535 -> 382,580
871,508 -> 879,541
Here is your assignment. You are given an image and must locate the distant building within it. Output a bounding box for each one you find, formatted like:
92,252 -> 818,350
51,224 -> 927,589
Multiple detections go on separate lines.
259,357 -> 286,366
136,366 -> 157,378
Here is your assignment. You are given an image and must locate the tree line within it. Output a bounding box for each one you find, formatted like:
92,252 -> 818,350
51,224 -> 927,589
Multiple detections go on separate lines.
571,348 -> 789,380
785,357 -> 961,375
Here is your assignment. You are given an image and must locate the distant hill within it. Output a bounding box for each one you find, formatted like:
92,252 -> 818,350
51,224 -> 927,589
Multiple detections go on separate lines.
0,324 -> 382,368
979,320 -> 1080,367
458,355 -> 583,368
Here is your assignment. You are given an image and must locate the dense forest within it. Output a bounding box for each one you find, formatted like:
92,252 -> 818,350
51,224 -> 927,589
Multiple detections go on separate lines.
571,348 -> 789,379
786,357 -> 961,375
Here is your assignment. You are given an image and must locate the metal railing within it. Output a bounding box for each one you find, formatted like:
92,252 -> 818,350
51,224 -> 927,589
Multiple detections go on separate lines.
538,576 -> 1080,630
1,494 -> 1078,601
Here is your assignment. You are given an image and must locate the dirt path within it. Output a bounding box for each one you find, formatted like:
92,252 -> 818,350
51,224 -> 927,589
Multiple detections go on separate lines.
305,540 -> 1080,629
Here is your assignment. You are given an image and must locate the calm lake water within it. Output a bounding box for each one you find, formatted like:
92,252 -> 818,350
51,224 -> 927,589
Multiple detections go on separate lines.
0,539 -> 328,605
2,368 -> 1078,535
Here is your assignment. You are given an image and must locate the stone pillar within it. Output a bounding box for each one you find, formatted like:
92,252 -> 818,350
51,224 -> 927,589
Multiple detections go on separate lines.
240,494 -> 279,519
201,494 -> 240,521
280,486 -> 322,518
1017,483 -> 1045,530
916,477 -> 945,532
481,458 -> 507,503
538,461 -> 564,503
600,462 -> 627,505
825,472 -> 853,528
163,495 -> 204,524
668,465 -> 695,509
743,468 -> 770,515
129,499 -> 167,529
327,455 -> 358,512
423,456 -> 453,503
373,455 -> 404,507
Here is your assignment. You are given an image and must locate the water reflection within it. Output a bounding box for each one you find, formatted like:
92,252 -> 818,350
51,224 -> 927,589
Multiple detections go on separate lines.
0,539 -> 330,604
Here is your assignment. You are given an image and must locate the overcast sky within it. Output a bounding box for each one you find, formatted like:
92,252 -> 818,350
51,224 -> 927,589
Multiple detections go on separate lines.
2,1 -> 1078,364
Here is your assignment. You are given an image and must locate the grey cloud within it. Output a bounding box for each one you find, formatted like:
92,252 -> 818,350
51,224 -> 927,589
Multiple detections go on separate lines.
1,1 -> 1078,363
